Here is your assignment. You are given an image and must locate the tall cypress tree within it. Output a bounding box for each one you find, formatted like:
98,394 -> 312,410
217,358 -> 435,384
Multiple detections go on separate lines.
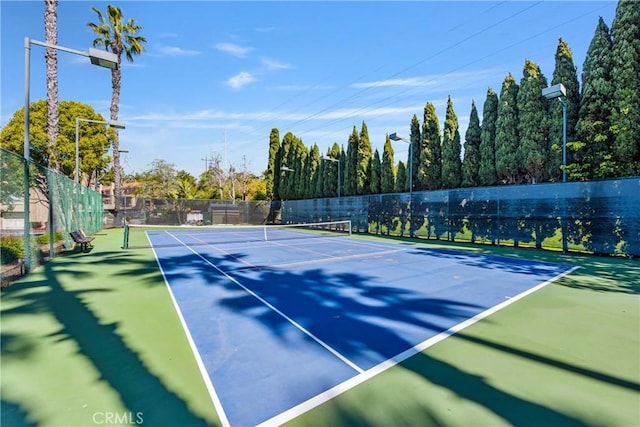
339,147 -> 347,196
315,152 -> 326,198
358,121 -> 373,195
306,144 -> 321,199
409,115 -> 421,192
495,73 -> 520,184
370,149 -> 381,194
295,140 -> 309,199
395,161 -> 407,193
577,17 -> 614,179
266,128 -> 280,199
343,126 -> 359,196
549,38 -> 581,181
278,132 -> 296,199
322,143 -> 341,197
441,96 -> 462,189
462,100 -> 482,187
611,0 -> 640,175
381,136 -> 395,193
479,87 -> 499,186
517,60 -> 548,184
421,103 -> 442,190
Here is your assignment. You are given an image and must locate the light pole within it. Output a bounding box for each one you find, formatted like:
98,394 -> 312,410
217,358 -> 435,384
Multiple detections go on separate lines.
320,155 -> 340,198
542,83 -> 567,182
23,37 -> 118,271
75,118 -> 126,184
389,133 -> 412,195
390,132 -> 414,236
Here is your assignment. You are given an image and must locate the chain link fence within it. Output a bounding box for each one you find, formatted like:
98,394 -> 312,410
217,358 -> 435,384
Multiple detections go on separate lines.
104,197 -> 280,228
1,148 -> 103,285
281,178 -> 640,258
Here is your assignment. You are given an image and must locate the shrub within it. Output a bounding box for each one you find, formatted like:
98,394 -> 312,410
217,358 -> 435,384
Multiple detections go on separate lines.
1,236 -> 24,264
35,231 -> 65,245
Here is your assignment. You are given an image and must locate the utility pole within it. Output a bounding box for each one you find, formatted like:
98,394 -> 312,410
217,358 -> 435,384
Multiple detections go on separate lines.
201,156 -> 210,173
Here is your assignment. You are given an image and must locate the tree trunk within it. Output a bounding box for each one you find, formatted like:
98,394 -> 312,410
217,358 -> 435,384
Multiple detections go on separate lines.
45,0 -> 58,170
111,47 -> 123,225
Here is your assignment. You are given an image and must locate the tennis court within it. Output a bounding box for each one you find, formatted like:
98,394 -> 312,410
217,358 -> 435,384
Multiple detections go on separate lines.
139,222 -> 576,426
2,226 -> 639,427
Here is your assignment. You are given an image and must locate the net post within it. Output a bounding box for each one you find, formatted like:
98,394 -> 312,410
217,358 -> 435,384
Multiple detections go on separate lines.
122,223 -> 129,249
347,220 -> 352,236
263,224 -> 268,241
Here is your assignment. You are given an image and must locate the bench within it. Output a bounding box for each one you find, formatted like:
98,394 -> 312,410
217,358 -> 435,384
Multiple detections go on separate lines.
70,230 -> 95,252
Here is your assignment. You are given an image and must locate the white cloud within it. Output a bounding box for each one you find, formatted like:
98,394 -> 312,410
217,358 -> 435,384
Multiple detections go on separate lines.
226,72 -> 257,89
272,84 -> 334,91
126,104 -> 418,124
156,45 -> 201,56
352,70 -> 499,90
157,32 -> 179,39
215,42 -> 253,58
261,58 -> 290,70
255,26 -> 277,33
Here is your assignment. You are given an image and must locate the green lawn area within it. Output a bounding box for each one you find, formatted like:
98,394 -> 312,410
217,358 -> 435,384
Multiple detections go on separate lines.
2,228 -> 638,426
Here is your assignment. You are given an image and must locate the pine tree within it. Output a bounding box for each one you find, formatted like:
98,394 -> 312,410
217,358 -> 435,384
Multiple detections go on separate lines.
421,103 -> 442,190
343,127 -> 359,196
409,115 -> 421,191
495,73 -> 521,184
479,88 -> 499,186
266,128 -> 280,199
576,17 -> 614,179
381,136 -> 395,193
358,122 -> 373,195
549,38 -> 580,181
462,100 -> 482,187
370,149 -> 381,194
517,60 -> 548,183
611,0 -> 640,175
441,96 -> 462,189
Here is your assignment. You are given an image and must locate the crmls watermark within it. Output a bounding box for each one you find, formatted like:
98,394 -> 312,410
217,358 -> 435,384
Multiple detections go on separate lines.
92,411 -> 144,425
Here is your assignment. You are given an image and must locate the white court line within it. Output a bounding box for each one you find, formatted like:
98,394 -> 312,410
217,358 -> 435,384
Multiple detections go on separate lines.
148,233 -> 231,427
165,231 -> 365,376
258,265 -> 580,427
183,232 -> 406,272
263,248 -> 405,270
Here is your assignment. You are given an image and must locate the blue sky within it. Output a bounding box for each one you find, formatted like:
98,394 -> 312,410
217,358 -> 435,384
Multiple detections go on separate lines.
1,1 -> 617,178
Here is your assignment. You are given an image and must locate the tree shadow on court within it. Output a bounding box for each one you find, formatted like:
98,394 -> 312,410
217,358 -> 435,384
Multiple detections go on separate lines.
0,254 -> 215,427
406,242 -> 640,295
159,247 -> 602,426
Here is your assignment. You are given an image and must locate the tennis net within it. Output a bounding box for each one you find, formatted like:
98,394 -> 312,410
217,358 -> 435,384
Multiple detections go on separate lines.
122,220 -> 352,249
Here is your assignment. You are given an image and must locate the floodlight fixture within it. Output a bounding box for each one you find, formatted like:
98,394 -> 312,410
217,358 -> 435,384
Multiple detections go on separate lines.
108,120 -> 126,129
89,48 -> 119,70
389,132 -> 408,142
281,166 -> 295,172
542,83 -> 568,182
542,83 -> 566,100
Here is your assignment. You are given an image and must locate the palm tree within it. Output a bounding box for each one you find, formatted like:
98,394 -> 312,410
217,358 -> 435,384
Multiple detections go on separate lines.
87,5 -> 146,225
45,0 -> 58,170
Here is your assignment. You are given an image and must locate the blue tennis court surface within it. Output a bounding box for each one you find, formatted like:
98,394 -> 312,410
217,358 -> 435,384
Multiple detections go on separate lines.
148,229 -> 575,426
